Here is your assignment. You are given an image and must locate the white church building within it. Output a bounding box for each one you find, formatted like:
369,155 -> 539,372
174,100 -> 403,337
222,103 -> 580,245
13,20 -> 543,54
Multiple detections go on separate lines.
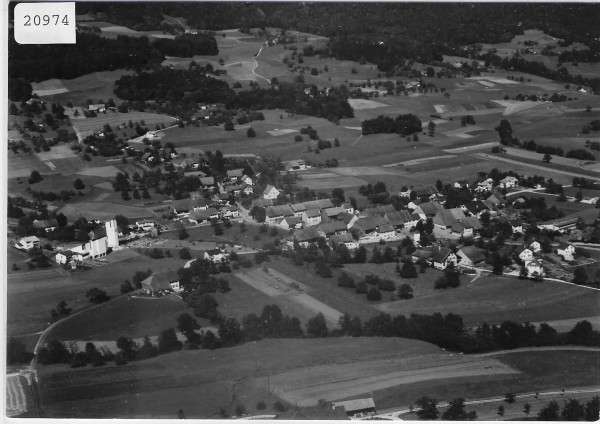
56,220 -> 119,266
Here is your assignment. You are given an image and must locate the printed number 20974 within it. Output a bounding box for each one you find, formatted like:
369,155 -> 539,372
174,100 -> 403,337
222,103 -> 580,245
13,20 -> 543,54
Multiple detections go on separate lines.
24,14 -> 69,26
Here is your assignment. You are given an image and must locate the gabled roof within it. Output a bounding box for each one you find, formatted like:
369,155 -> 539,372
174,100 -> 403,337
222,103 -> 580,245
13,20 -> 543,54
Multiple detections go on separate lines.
303,198 -> 334,210
433,210 -> 458,227
333,398 -> 376,413
384,210 -> 413,227
526,259 -> 543,268
509,219 -> 524,227
416,201 -> 444,216
304,209 -> 321,218
252,198 -> 273,208
20,236 -> 40,243
190,208 -> 219,221
412,249 -> 433,259
463,216 -> 483,230
412,185 -> 439,196
226,168 -> 244,178
199,176 -> 215,186
284,216 -> 303,226
266,204 -> 294,218
89,227 -> 107,240
290,203 -> 308,213
317,220 -> 347,235
431,246 -> 453,263
206,248 -> 224,256
323,206 -> 346,218
33,219 -> 58,229
378,223 -> 395,233
263,184 -> 279,195
141,270 -> 179,292
354,216 -> 386,232
556,241 -> 572,249
459,246 -> 486,263
330,233 -> 355,244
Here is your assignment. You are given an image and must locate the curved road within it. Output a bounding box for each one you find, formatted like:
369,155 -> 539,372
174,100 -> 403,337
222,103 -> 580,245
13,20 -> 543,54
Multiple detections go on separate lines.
251,46 -> 273,85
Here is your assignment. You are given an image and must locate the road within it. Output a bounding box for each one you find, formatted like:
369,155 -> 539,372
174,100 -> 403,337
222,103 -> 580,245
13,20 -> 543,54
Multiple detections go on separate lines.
251,45 -> 273,85
374,385 -> 600,421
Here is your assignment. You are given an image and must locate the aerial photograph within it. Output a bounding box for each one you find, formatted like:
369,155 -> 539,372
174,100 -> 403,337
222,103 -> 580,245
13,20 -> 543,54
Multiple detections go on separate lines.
4,1 -> 600,420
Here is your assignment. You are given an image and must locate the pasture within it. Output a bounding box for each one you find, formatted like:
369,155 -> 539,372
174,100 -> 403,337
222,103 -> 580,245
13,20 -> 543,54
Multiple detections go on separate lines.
57,202 -> 159,221
373,271 -> 600,327
7,250 -> 185,342
37,337 -> 460,418
71,111 -> 176,137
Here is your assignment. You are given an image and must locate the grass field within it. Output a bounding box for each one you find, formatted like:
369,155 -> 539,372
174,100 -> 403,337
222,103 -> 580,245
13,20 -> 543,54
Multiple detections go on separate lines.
36,337 -> 457,418
7,250 -> 185,341
373,272 -> 600,327
71,111 -> 176,137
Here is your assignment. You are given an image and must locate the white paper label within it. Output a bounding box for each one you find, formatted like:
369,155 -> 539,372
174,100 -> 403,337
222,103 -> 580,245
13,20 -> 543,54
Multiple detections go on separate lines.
14,2 -> 76,44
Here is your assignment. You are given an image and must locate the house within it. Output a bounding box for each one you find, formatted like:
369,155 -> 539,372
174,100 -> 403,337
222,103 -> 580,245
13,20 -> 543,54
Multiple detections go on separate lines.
171,197 -> 207,217
340,212 -> 359,230
378,224 -> 396,240
265,205 -> 294,224
204,248 -> 229,263
411,248 -> 433,263
286,159 -> 307,171
55,250 -> 78,269
222,205 -> 240,219
303,199 -> 334,211
293,227 -> 323,248
317,221 -> 347,238
384,210 -> 417,230
252,198 -> 273,208
556,242 -> 576,261
226,168 -> 244,183
509,219 -> 524,234
538,218 -> 578,234
189,207 -> 220,224
431,246 -> 457,270
15,236 -> 40,250
412,185 -> 439,199
302,209 -> 322,226
517,247 -> 534,262
433,210 -> 461,229
199,176 -> 216,190
262,185 -> 280,200
457,246 -> 486,267
525,259 -> 545,278
499,176 -> 519,189
332,398 -> 376,419
330,233 -> 359,250
290,203 -> 308,217
342,202 -> 355,214
529,240 -> 541,253
322,206 -> 346,220
486,191 -> 506,208
352,216 -> 386,237
135,219 -> 156,231
475,178 -> 494,193
140,270 -> 182,295
462,200 -> 489,218
414,201 -> 444,220
279,216 -> 303,230
241,174 -> 254,186
33,219 -> 58,233
88,103 -> 106,113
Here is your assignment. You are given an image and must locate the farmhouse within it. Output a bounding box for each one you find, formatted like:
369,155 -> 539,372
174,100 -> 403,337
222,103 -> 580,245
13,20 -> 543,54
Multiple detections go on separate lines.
14,236 -> 40,250
189,207 -> 220,224
221,205 -> 240,219
322,206 -> 347,220
431,246 -> 457,270
529,240 -> 541,253
352,216 -> 386,237
412,185 -> 439,199
556,242 -> 576,261
509,219 -> 524,234
525,259 -> 545,278
141,270 -> 182,296
226,168 -> 244,183
33,219 -> 58,233
88,103 -> 106,113
378,223 -> 396,240
433,209 -> 467,230
135,219 -> 156,231
462,200 -> 489,218
414,201 -> 444,220
317,221 -> 347,238
55,250 -> 79,269
538,218 -> 578,234
302,209 -> 322,226
499,176 -> 519,189
286,159 -> 307,171
263,185 -> 281,200
266,205 -> 294,224
457,246 -> 486,267
171,198 -> 208,217
332,398 -> 376,419
290,203 -> 308,217
204,248 -> 229,263
517,246 -> 534,262
330,233 -> 359,250
364,204 -> 396,216
292,227 -> 323,248
279,216 -> 303,230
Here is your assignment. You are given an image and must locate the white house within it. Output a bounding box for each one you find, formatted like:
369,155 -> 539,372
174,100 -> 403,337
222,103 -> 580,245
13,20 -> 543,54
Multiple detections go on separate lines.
518,247 -> 534,262
15,236 -> 40,250
330,233 -> 359,250
556,242 -> 576,261
302,209 -> 322,227
529,241 -> 541,253
525,259 -> 544,278
262,185 -> 280,200
135,219 -> 156,231
377,224 -> 396,241
499,176 -> 518,189
241,175 -> 254,186
431,246 -> 457,270
457,246 -> 486,267
204,248 -> 229,263
140,270 -> 182,296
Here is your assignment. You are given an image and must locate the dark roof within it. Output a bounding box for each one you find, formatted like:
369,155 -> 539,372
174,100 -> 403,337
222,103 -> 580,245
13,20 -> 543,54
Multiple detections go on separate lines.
330,233 -> 355,244
413,185 -> 439,196
354,216 -> 386,232
141,270 -> 179,292
364,205 -> 396,216
459,246 -> 486,263
379,223 -> 395,233
304,209 -> 322,218
266,204 -> 294,218
317,220 -> 347,235
33,219 -> 58,229
303,198 -> 334,210
433,210 -> 458,227
88,227 -> 107,240
431,246 -> 453,263
417,201 -> 443,216
294,227 -> 322,242
463,216 -> 483,230
226,168 -> 244,178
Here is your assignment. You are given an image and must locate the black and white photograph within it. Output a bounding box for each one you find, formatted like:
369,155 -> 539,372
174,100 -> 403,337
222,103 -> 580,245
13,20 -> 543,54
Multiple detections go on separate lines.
4,1 -> 600,420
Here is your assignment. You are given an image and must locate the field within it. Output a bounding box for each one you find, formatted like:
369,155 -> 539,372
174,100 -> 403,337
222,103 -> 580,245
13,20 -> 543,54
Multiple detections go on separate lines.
37,336 -> 499,418
370,269 -> 600,327
6,250 -> 185,342
70,110 -> 176,138
57,202 -> 160,221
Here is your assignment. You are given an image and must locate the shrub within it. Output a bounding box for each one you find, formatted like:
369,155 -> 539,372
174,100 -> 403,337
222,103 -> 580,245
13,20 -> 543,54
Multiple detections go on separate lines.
366,287 -> 382,301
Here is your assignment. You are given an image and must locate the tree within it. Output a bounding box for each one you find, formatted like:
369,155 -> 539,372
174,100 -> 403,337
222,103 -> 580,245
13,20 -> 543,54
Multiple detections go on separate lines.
543,153 -> 552,163
442,398 -> 476,421
86,287 -> 110,304
561,399 -> 585,421
158,328 -> 182,353
353,246 -> 367,263
523,402 -> 531,416
366,287 -> 382,301
120,280 -> 134,294
224,121 -> 235,131
428,121 -> 436,137
51,300 -> 72,317
178,227 -> 189,240
397,283 -> 414,299
307,313 -> 328,337
179,247 -> 192,260
73,178 -> 85,190
7,337 -> 32,365
400,261 -> 418,278
568,320 -> 594,345
28,170 -> 43,184
177,313 -> 201,344
495,119 -> 513,145
538,401 -> 560,420
415,397 -> 439,420
116,336 -> 136,361
504,392 -> 516,403
497,405 -> 505,417
585,396 -> 599,421
218,317 -> 243,347
337,272 -> 355,288
247,127 -> 256,138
